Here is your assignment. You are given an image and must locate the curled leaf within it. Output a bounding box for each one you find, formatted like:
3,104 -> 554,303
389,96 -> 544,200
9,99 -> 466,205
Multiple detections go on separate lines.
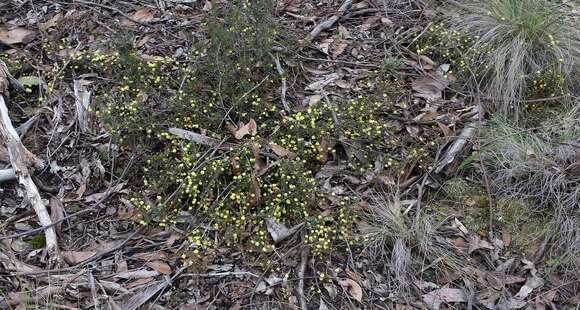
234,119 -> 258,140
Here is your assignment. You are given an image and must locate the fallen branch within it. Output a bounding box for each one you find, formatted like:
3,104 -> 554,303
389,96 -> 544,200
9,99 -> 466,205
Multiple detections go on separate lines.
0,63 -> 58,261
304,0 -> 353,43
435,105 -> 482,174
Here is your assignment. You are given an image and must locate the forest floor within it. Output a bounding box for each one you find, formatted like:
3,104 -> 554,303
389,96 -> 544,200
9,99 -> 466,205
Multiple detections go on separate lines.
0,0 -> 579,309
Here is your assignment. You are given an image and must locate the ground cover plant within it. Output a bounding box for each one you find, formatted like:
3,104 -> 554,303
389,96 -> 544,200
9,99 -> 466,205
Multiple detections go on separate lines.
0,0 -> 579,309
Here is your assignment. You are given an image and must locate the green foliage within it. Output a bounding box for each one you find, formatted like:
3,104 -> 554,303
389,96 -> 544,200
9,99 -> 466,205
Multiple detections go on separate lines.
64,0 -> 380,258
28,234 -> 46,250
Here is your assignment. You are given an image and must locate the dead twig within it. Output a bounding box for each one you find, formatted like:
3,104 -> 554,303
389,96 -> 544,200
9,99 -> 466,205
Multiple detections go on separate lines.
304,0 -> 353,43
168,128 -> 236,150
268,52 -> 290,112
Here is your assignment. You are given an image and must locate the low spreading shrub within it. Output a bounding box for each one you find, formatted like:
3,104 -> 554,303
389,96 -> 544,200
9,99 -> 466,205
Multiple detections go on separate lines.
61,0 -> 407,259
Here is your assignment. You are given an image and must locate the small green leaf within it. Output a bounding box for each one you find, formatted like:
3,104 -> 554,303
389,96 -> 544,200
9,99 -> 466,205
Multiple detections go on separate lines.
28,234 -> 46,249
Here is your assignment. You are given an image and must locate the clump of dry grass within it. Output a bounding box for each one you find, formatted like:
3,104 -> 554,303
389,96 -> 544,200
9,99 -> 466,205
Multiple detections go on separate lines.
358,191 -> 464,294
481,104 -> 579,270
482,108 -> 579,212
447,0 -> 580,115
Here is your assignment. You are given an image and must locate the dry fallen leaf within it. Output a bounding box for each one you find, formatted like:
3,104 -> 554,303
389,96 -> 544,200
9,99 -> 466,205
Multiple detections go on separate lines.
269,142 -> 297,159
145,260 -> 172,275
422,288 -> 467,310
234,119 -> 257,139
62,250 -> 97,265
0,28 -> 36,45
411,74 -> 449,102
123,8 -> 156,25
338,278 -> 363,302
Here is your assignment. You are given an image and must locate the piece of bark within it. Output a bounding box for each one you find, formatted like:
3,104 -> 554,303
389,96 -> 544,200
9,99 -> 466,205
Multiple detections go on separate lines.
73,79 -> 92,133
435,105 -> 482,174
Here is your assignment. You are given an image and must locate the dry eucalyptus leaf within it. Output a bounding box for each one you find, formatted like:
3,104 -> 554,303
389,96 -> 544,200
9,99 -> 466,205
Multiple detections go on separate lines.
62,250 -> 97,265
422,288 -> 467,310
0,28 -> 36,45
411,74 -> 449,102
145,260 -> 172,275
338,278 -> 363,302
234,119 -> 257,139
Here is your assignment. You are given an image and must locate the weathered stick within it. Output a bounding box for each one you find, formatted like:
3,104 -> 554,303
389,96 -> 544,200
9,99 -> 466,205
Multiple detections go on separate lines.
0,63 -> 59,260
304,0 -> 353,42
268,52 -> 290,112
296,245 -> 309,310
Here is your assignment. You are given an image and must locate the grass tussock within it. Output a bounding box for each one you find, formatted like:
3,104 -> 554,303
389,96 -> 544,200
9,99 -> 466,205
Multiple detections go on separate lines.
446,0 -> 580,115
481,104 -> 580,270
482,107 -> 580,211
358,190 -> 464,293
